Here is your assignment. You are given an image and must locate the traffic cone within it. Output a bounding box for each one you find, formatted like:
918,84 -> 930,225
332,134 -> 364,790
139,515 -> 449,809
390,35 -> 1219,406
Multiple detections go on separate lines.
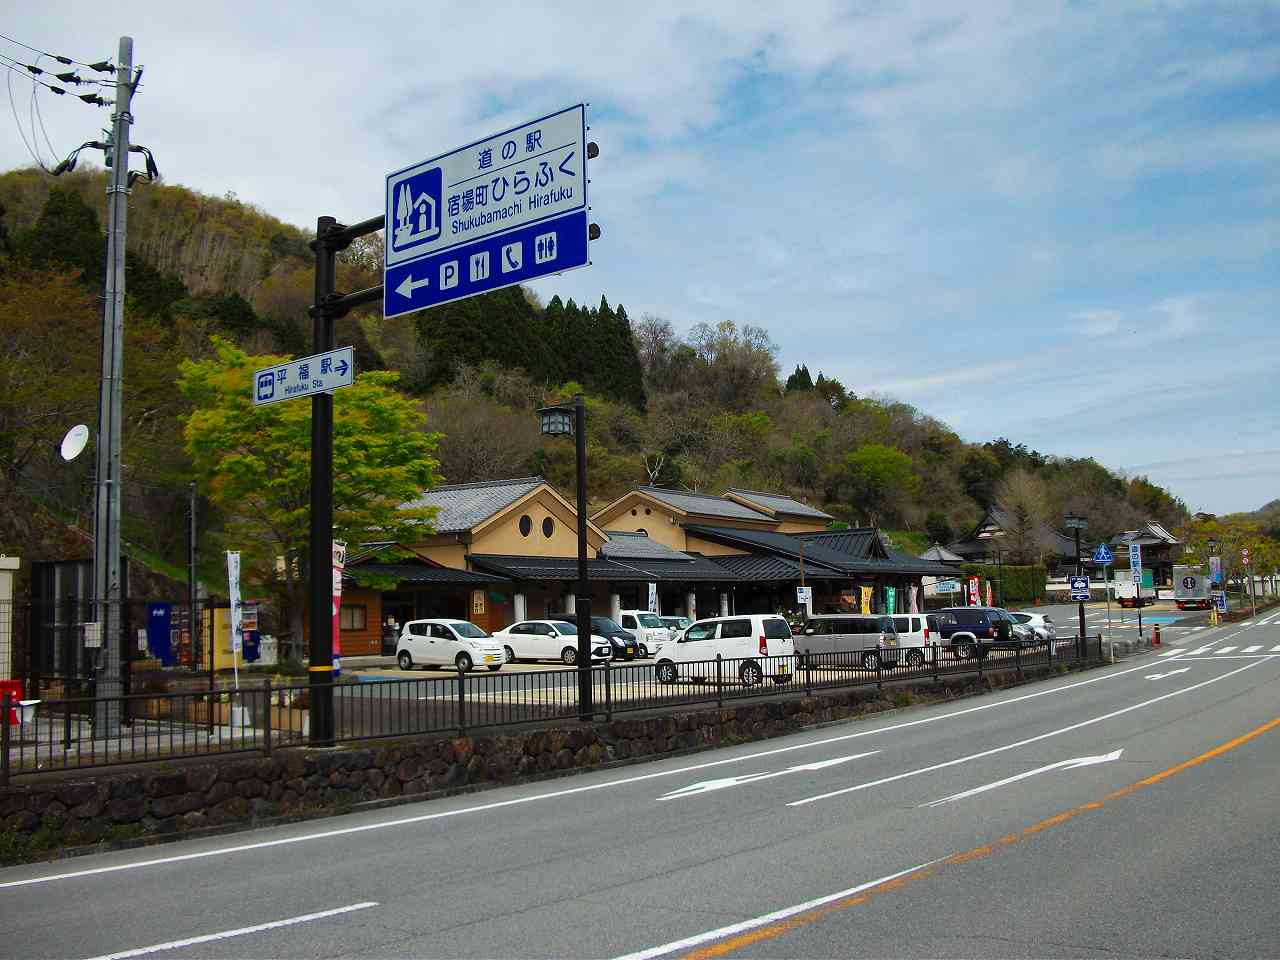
1153,624 -> 1161,646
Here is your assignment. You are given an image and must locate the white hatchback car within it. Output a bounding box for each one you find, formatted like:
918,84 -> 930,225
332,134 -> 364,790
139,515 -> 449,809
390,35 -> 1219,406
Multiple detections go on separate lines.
489,619 -> 612,665
654,613 -> 795,687
617,610 -> 672,658
1011,611 -> 1056,644
396,619 -> 506,672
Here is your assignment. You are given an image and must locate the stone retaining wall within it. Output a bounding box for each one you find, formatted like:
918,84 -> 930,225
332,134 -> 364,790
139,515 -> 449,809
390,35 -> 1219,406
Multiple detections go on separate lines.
0,668 -> 1067,862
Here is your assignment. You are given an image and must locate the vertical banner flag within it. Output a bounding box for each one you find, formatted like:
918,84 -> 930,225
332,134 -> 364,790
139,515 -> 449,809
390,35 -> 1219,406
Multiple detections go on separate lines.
885,586 -> 897,615
1209,555 -> 1222,586
332,541 -> 347,679
647,582 -> 659,614
227,550 -> 242,690
860,585 -> 874,614
1129,542 -> 1143,585
967,576 -> 980,606
985,581 -> 993,606
908,585 -> 919,614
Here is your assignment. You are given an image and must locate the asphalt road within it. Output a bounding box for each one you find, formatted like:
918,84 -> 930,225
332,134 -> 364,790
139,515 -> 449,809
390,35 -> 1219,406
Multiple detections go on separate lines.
4,609 -> 1278,958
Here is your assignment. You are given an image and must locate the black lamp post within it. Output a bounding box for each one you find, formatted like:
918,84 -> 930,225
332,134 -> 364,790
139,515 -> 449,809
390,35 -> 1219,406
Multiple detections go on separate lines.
538,395 -> 593,719
1064,514 -> 1088,657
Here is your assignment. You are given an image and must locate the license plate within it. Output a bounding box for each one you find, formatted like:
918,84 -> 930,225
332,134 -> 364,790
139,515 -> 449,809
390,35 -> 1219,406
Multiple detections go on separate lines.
484,656 -> 496,663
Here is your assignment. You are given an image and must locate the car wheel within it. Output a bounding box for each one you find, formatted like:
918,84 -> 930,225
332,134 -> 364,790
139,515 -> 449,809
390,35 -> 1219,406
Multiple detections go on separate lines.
397,651 -> 413,671
503,645 -> 516,663
487,665 -> 501,672
656,661 -> 677,684
861,651 -> 881,671
638,643 -> 649,658
455,652 -> 473,672
906,649 -> 926,669
953,641 -> 973,660
561,646 -> 578,665
739,661 -> 764,686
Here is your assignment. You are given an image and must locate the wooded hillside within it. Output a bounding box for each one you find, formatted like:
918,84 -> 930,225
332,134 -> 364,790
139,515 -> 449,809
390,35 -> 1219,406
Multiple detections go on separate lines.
0,166 -> 1194,588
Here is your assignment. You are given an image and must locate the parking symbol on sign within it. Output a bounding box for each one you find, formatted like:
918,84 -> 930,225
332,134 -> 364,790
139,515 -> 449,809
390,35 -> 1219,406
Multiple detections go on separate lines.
440,261 -> 459,290
469,251 -> 490,282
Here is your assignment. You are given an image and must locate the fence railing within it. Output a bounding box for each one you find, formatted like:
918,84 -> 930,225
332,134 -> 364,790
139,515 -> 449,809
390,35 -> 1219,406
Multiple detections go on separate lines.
1,635 -> 1101,782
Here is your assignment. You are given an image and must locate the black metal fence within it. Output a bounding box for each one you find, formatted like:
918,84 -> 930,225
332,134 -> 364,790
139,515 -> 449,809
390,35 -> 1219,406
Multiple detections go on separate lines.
1,635 -> 1103,782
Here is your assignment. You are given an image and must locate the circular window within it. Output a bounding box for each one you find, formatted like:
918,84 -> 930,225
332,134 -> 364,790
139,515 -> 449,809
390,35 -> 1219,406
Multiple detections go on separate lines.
542,517 -> 555,538
518,515 -> 532,537
644,508 -> 651,515
631,508 -> 638,516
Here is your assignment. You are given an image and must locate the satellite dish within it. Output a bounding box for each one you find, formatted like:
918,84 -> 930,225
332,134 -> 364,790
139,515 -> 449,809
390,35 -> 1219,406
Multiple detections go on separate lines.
60,424 -> 90,462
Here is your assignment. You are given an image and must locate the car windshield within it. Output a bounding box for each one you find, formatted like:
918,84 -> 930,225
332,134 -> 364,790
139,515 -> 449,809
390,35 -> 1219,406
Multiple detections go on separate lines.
593,617 -> 622,632
550,621 -> 577,635
637,613 -> 664,627
450,622 -> 489,638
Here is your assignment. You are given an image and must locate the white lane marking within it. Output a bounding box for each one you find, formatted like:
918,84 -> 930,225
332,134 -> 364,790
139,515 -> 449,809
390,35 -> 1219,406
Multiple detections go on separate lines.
1217,646 -> 1238,654
1244,646 -> 1262,653
919,749 -> 1124,808
1187,646 -> 1215,656
1272,645 -> 1280,653
83,902 -> 378,960
1145,668 -> 1190,680
1159,649 -> 1183,657
659,752 -> 878,801
1192,626 -> 1206,632
610,861 -> 935,960
788,658 -> 1268,807
0,650 -> 1212,890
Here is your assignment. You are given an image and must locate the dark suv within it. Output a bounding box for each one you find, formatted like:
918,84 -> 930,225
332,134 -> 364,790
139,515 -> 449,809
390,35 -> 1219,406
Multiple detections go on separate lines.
560,614 -> 639,660
935,607 -> 1025,659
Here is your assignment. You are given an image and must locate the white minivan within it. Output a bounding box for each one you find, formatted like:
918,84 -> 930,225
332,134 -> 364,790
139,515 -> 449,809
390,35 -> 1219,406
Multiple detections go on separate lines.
396,619 -> 506,672
654,613 -> 794,687
617,610 -> 672,658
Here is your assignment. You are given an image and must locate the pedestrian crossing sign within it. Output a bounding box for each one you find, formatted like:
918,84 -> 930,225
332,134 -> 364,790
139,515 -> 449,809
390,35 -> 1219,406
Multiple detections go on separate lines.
1092,543 -> 1114,565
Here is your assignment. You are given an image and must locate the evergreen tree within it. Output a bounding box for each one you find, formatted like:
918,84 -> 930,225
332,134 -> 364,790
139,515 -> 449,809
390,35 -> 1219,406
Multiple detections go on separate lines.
785,364 -> 814,392
15,189 -> 105,287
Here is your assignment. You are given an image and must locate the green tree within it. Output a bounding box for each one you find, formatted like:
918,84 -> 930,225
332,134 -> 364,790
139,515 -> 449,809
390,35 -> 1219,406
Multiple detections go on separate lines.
785,364 -> 814,393
179,337 -> 442,649
836,443 -> 920,525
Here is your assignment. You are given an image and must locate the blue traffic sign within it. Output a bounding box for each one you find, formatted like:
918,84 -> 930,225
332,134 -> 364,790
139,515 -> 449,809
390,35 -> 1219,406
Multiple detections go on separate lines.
252,347 -> 354,407
384,105 -> 589,319
1092,543 -> 1114,565
1070,575 -> 1091,601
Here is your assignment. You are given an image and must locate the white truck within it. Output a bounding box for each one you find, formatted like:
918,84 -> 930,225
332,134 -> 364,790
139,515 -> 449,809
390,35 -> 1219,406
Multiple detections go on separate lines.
1112,572 -> 1155,608
1173,565 -> 1211,610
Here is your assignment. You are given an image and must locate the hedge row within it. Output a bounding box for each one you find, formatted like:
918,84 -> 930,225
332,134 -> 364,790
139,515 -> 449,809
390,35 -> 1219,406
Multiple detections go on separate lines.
959,563 -> 1048,603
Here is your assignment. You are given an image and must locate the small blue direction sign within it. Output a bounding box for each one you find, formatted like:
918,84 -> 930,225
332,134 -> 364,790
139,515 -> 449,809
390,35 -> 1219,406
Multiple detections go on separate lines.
253,347 -> 354,407
1070,576 -> 1091,602
1092,543 -> 1114,565
384,104 -> 590,319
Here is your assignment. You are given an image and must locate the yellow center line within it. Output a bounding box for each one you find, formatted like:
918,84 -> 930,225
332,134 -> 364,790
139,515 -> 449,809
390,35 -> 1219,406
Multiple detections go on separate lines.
680,715 -> 1280,960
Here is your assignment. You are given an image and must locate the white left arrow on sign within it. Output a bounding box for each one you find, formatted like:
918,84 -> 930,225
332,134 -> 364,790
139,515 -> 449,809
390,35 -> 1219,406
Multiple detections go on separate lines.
919,749 -> 1124,808
659,752 -> 878,802
395,274 -> 430,299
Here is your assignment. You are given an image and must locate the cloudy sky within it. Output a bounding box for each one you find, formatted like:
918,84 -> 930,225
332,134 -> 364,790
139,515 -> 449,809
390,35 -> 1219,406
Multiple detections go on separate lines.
4,2 -> 1278,514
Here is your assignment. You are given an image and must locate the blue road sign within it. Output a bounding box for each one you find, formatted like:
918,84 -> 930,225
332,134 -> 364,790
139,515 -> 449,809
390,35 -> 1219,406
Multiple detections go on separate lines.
1092,543 -> 1114,565
1070,575 -> 1091,602
253,346 -> 354,406
384,105 -> 589,319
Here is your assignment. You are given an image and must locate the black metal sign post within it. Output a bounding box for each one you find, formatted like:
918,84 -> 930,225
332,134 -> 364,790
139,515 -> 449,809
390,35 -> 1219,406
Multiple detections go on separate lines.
307,214 -> 384,745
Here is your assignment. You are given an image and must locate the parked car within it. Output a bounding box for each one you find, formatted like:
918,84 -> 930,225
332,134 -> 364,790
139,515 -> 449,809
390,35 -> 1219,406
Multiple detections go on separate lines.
557,614 -> 640,661
617,610 -> 673,658
934,607 -> 1026,659
660,616 -> 692,640
489,619 -> 612,665
654,613 -> 794,686
1010,611 -> 1055,644
795,614 -> 903,670
891,613 -> 941,667
396,619 -> 506,672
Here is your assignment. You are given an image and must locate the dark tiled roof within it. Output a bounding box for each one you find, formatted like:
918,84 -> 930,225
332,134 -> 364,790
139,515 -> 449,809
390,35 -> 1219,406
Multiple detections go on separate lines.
724,488 -> 834,521
684,525 -> 854,572
401,477 -> 543,533
919,543 -> 965,562
707,554 -> 844,582
469,552 -> 740,584
637,486 -> 773,522
344,563 -> 509,585
601,531 -> 690,561
690,525 -> 962,578
628,554 -> 740,582
800,528 -> 884,560
1110,522 -> 1181,547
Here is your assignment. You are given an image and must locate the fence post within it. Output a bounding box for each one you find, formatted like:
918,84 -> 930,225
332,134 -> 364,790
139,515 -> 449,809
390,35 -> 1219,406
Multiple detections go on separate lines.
1048,632 -> 1055,667
1015,644 -> 1022,678
456,664 -> 466,735
876,654 -> 882,691
933,645 -> 940,684
716,654 -> 723,709
262,680 -> 272,757
977,644 -> 984,681
803,653 -> 811,697
604,660 -> 612,722
1,692 -> 11,787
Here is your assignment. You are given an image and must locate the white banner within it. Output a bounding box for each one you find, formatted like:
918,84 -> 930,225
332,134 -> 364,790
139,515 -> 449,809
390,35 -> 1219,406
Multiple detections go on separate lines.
227,551 -> 243,653
647,582 -> 658,614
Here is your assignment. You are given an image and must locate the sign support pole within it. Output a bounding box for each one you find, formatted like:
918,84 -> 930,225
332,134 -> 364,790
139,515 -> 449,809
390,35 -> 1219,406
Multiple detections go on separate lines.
1075,527 -> 1085,659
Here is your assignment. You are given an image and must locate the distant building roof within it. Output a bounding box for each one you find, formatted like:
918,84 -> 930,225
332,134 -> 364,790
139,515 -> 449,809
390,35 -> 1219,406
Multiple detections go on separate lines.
634,486 -> 774,523
401,477 -> 543,533
800,528 -> 886,561
707,553 -> 845,582
1110,522 -> 1181,548
469,552 -> 736,583
601,531 -> 690,561
723,488 -> 834,522
919,542 -> 965,562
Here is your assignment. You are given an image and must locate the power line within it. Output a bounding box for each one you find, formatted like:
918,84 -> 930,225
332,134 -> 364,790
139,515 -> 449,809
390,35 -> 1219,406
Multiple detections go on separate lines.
0,31 -> 115,73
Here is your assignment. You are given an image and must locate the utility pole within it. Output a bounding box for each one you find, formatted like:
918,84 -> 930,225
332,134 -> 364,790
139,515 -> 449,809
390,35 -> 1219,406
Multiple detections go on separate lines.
92,37 -> 137,735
